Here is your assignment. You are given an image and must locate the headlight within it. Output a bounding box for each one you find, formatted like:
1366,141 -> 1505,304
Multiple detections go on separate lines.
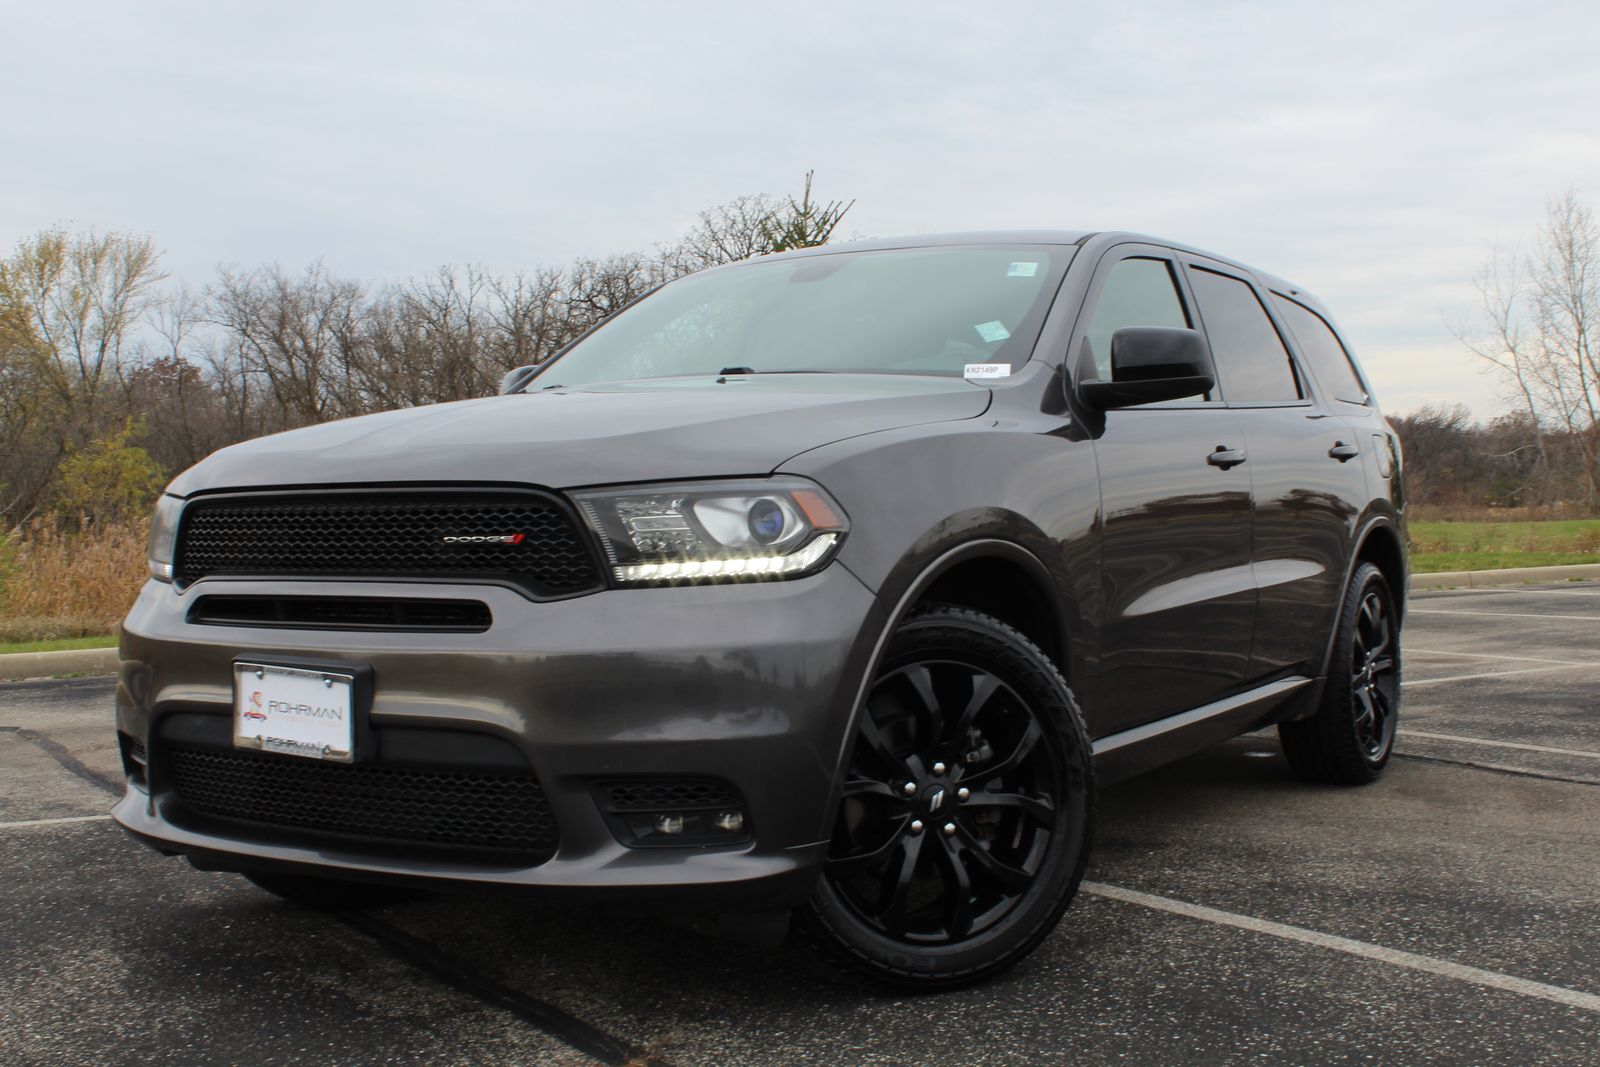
573,478 -> 848,585
147,494 -> 183,582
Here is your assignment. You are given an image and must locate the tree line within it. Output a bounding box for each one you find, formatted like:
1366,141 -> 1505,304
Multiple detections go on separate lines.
0,174 -> 852,526
1385,404 -> 1587,514
6,183 -> 1599,527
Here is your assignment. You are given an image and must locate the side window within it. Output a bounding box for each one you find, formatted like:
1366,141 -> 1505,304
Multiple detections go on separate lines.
1271,294 -> 1369,405
1082,257 -> 1190,383
1188,267 -> 1302,403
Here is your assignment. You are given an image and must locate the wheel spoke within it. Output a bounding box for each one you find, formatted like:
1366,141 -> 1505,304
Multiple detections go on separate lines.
1360,595 -> 1379,637
877,832 -> 925,936
1371,683 -> 1394,724
942,672 -> 1002,750
1353,688 -> 1375,731
1369,616 -> 1392,658
855,712 -> 909,779
897,664 -> 941,719
933,836 -> 974,939
842,778 -> 900,802
953,825 -> 1033,892
827,820 -> 907,878
960,718 -> 1043,787
962,789 -> 1055,825
1369,655 -> 1395,676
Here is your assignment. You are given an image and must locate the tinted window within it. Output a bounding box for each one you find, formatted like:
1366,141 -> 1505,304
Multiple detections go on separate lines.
1188,268 -> 1301,403
1082,257 -> 1190,382
1271,295 -> 1368,405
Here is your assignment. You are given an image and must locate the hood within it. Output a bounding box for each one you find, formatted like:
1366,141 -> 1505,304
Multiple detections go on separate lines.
168,374 -> 993,495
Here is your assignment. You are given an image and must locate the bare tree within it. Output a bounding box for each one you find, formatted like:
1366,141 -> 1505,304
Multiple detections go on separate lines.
662,172 -> 855,273
208,262 -> 366,429
8,229 -> 165,412
1460,192 -> 1600,510
666,193 -> 787,273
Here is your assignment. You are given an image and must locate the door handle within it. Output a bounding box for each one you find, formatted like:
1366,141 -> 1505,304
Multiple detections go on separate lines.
1328,441 -> 1360,462
1207,446 -> 1247,469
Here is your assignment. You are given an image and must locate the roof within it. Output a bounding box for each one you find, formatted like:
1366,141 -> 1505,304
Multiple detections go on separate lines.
722,229 -> 1326,312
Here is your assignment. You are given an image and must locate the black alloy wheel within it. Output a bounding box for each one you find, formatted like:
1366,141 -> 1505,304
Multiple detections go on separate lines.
803,605 -> 1093,989
1280,562 -> 1402,784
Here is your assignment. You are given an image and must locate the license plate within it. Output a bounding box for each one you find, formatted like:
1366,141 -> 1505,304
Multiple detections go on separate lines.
233,662 -> 355,762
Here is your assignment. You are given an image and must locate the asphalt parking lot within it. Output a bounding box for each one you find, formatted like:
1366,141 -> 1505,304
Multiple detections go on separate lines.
3,583 -> 1597,1065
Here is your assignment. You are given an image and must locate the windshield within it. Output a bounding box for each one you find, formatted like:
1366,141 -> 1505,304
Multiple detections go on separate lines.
533,245 -> 1072,387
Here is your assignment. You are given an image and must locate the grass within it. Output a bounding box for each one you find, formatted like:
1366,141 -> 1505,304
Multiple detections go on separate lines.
0,634 -> 117,655
1410,518 -> 1600,573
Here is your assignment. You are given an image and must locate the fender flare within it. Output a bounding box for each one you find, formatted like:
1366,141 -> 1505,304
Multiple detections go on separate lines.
1314,514 -> 1407,681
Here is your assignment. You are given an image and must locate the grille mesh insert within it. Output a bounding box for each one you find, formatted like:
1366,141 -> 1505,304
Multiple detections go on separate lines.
601,779 -> 742,811
189,595 -> 492,632
168,745 -> 559,859
175,492 -> 601,597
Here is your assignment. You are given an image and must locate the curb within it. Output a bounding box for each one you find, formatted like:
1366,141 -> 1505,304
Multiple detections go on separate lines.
0,647 -> 119,682
1410,563 -> 1600,591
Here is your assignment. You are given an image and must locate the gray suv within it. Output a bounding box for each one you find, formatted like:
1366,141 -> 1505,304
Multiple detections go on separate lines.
115,231 -> 1406,987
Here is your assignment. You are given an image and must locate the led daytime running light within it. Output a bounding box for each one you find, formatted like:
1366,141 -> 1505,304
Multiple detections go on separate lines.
613,533 -> 838,584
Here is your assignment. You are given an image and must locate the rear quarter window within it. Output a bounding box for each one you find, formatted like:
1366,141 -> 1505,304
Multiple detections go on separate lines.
1270,294 -> 1370,406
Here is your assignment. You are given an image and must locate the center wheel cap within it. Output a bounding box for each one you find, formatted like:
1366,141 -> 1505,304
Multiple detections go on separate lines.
924,785 -> 948,815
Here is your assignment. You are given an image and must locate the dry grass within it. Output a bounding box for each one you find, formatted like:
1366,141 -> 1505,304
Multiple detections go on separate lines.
0,519 -> 147,642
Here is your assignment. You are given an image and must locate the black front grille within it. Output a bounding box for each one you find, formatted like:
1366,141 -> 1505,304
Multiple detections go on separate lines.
175,490 -> 602,599
167,745 -> 559,860
188,595 -> 492,632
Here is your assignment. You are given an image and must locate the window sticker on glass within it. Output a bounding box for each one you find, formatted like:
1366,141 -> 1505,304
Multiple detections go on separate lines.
1007,262 -> 1040,277
964,363 -> 1011,379
974,320 -> 1011,343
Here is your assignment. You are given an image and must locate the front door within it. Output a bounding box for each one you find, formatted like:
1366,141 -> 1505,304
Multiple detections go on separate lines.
1077,247 -> 1257,735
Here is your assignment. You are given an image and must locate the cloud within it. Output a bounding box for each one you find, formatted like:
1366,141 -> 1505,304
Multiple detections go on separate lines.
3,0 -> 1597,417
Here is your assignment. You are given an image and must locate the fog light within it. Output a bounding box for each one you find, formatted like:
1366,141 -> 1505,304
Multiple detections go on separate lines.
714,811 -> 745,833
654,814 -> 686,835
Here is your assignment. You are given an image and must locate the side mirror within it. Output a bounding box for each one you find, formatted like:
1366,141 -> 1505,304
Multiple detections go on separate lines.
499,365 -> 539,395
1080,327 -> 1214,409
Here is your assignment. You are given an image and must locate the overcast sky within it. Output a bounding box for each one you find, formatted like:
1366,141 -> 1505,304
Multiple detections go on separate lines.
4,1 -> 1599,416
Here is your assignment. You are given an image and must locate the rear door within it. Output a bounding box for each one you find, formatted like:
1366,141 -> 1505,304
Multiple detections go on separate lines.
1078,245 -> 1257,734
1179,256 -> 1367,680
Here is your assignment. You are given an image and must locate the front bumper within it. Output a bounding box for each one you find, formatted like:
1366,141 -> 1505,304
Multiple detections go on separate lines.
114,565 -> 882,911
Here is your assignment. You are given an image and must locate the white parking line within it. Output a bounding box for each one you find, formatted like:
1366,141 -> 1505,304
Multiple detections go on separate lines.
0,813 -> 110,830
1399,730 -> 1600,760
1402,667 -> 1569,688
1458,587 -> 1600,597
1411,609 -> 1600,622
1406,648 -> 1600,668
1083,881 -> 1600,1015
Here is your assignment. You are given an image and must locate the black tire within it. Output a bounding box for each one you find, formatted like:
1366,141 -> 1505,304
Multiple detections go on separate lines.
1279,562 -> 1401,785
243,871 -> 421,909
802,604 -> 1094,990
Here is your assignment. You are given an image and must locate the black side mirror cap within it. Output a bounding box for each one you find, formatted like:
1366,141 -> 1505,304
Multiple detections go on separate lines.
1080,327 -> 1215,409
499,365 -> 539,395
